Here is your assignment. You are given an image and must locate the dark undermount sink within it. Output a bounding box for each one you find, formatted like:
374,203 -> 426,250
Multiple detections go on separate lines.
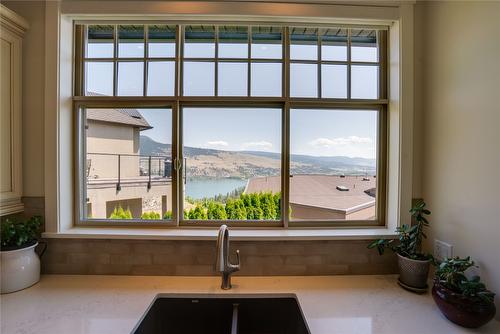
132,294 -> 310,334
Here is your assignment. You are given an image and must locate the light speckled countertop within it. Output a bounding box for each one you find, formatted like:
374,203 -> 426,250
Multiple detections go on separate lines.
1,275 -> 499,334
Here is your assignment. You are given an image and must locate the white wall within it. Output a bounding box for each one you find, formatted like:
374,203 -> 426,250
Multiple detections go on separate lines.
3,1 -> 45,197
416,0 -> 500,314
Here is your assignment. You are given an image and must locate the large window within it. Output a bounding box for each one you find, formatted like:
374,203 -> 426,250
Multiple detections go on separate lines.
75,23 -> 387,227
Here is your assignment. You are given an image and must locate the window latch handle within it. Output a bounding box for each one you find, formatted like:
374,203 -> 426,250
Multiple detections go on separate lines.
173,158 -> 183,171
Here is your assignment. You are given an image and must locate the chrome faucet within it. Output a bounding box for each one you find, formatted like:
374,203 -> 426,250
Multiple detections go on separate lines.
215,225 -> 240,290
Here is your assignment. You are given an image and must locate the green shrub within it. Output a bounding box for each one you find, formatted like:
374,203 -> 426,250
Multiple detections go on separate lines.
207,202 -> 227,220
187,205 -> 208,220
185,191 -> 282,221
141,211 -> 161,220
163,210 -> 173,219
109,205 -> 133,219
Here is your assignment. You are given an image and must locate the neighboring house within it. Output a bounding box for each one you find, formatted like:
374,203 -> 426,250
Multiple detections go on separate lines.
85,108 -> 172,219
245,174 -> 376,220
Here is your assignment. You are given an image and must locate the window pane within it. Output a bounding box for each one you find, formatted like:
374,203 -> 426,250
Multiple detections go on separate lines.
84,108 -> 173,221
251,26 -> 282,59
351,65 -> 378,99
117,62 -> 144,96
148,25 -> 176,58
118,25 -> 144,58
218,62 -> 247,96
85,62 -> 113,96
290,109 -> 377,221
321,64 -> 347,98
183,107 -> 281,221
351,29 -> 378,62
321,28 -> 347,61
86,25 -> 114,58
147,61 -> 175,96
218,26 -> 248,58
251,62 -> 282,97
184,25 -> 215,58
290,27 -> 318,60
290,63 -> 317,98
183,61 -> 215,96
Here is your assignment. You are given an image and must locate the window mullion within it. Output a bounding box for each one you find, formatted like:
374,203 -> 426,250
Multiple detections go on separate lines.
143,25 -> 148,96
214,25 -> 219,97
113,24 -> 118,96
347,28 -> 352,99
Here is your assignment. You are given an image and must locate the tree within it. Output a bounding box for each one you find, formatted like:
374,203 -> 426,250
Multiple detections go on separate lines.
225,199 -> 247,220
188,205 -> 208,220
207,202 -> 227,220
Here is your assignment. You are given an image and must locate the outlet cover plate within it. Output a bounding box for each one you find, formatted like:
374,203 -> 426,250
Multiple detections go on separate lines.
434,239 -> 453,262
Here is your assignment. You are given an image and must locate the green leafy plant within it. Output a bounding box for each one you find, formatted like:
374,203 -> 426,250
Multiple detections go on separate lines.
435,257 -> 495,303
1,216 -> 43,249
163,210 -> 173,219
109,205 -> 133,219
368,200 -> 432,260
141,211 -> 161,220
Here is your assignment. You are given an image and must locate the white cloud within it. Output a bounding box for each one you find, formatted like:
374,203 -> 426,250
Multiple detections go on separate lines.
309,136 -> 372,148
205,140 -> 229,147
241,141 -> 273,151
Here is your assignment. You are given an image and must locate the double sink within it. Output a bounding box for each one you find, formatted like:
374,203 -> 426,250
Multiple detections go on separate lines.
132,294 -> 310,334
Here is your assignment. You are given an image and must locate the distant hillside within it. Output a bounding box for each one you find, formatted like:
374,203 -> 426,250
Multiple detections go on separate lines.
140,135 -> 376,178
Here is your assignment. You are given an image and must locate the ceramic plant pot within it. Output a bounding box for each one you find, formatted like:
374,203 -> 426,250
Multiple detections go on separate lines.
397,253 -> 431,289
432,282 -> 496,328
0,241 -> 41,294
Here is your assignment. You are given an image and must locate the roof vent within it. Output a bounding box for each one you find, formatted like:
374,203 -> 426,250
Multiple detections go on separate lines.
336,185 -> 349,191
362,177 -> 370,181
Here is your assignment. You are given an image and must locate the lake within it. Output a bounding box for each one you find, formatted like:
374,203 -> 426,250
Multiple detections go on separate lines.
185,178 -> 248,199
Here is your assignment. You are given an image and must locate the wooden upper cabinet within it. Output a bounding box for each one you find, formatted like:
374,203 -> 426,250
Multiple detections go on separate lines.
0,5 -> 28,216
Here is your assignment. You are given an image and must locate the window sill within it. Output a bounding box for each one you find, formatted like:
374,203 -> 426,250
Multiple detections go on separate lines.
42,227 -> 398,241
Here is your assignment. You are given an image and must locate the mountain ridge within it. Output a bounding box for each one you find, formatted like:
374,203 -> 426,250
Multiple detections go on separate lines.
140,135 -> 376,178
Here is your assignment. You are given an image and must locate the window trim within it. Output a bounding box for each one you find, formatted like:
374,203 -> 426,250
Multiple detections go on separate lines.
73,21 -> 388,228
45,2 -> 415,236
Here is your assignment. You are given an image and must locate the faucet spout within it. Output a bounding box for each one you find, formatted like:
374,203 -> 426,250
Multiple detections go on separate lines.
215,225 -> 240,289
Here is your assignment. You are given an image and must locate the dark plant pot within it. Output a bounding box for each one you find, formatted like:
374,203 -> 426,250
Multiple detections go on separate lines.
432,282 -> 496,328
397,253 -> 430,288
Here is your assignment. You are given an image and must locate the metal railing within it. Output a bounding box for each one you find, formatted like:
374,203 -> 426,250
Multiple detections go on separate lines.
87,152 -> 172,191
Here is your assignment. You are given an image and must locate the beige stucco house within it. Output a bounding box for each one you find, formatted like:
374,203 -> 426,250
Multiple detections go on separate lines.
85,108 -> 172,219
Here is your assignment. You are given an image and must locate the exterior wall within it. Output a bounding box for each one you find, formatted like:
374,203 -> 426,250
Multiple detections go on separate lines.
41,238 -> 397,276
86,120 -> 140,179
291,204 -> 346,220
87,182 -> 172,219
345,205 -> 375,220
416,0 -> 500,317
290,203 -> 375,220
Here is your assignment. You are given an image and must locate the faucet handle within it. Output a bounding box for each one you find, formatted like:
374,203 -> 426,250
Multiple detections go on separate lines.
235,249 -> 240,268
229,249 -> 240,273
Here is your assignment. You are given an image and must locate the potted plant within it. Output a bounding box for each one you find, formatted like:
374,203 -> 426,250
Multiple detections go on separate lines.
432,257 -> 496,328
368,200 -> 433,290
1,216 -> 44,294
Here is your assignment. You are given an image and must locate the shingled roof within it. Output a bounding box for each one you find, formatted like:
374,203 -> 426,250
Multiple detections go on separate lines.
245,174 -> 376,213
85,92 -> 152,130
86,108 -> 152,130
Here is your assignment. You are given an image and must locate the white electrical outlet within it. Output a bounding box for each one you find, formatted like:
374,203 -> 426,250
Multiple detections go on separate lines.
434,240 -> 453,262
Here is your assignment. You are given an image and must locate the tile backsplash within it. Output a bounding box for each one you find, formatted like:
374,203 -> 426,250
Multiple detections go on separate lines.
41,238 -> 397,276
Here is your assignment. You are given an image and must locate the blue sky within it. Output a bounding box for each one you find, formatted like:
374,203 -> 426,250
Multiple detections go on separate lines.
87,34 -> 378,159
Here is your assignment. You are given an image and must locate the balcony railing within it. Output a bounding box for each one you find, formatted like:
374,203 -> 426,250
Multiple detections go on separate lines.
86,152 -> 172,191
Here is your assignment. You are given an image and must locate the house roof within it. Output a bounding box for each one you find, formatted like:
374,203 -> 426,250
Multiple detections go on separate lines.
245,174 -> 376,213
85,92 -> 152,130
87,108 -> 152,130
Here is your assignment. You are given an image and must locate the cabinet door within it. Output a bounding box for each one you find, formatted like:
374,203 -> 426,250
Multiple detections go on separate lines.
0,27 -> 23,215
